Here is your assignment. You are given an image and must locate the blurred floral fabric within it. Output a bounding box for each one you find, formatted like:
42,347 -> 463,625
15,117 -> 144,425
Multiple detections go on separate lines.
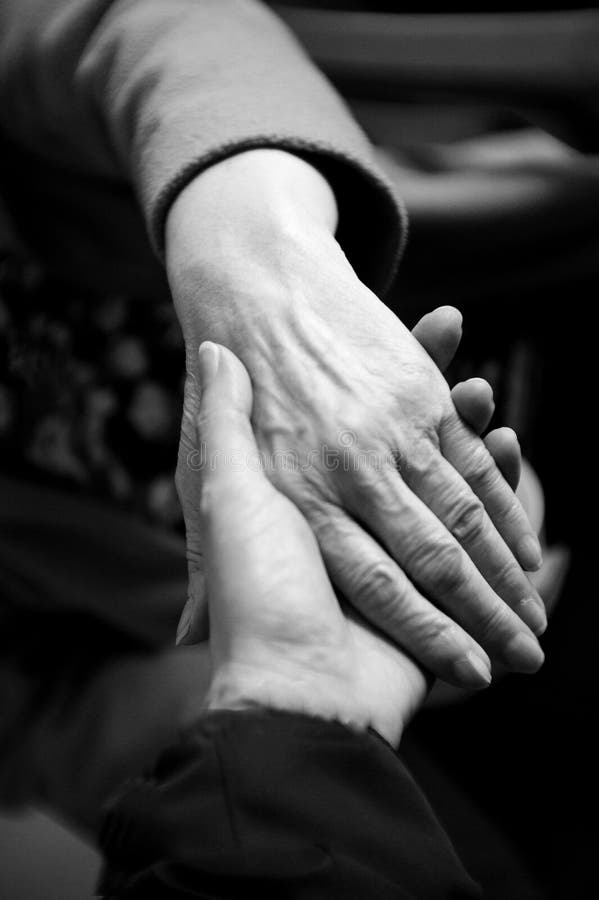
0,259 -> 185,530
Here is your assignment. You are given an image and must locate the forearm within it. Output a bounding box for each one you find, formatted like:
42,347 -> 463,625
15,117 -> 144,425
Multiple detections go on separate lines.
0,0 -> 403,290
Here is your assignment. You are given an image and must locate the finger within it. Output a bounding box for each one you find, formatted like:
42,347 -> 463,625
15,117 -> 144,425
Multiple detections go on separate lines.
411,306 -> 462,372
451,378 -> 495,434
402,438 -> 547,637
450,380 -> 521,491
484,427 -> 521,491
195,341 -> 298,557
311,504 -> 493,689
342,460 -> 545,672
440,411 -> 543,572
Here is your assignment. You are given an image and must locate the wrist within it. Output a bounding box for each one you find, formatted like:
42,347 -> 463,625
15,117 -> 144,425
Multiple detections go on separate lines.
165,149 -> 343,349
205,659 -> 368,732
165,149 -> 338,283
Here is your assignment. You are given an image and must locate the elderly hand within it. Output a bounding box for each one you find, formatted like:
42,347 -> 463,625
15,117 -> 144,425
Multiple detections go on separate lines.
167,149 -> 544,689
179,306 -> 532,699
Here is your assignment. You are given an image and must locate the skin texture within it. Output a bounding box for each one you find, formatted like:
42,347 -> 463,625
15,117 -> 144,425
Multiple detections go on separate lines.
197,340 -> 427,747
167,149 -> 545,687
179,308 -> 537,699
195,340 -> 527,746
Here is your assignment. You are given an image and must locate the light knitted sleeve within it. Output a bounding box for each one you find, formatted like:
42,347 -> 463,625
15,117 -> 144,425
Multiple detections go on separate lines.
0,0 -> 406,294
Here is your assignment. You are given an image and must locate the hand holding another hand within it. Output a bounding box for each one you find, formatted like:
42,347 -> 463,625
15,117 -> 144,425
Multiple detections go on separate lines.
194,341 -> 426,746
189,324 -> 527,745
168,149 -> 545,688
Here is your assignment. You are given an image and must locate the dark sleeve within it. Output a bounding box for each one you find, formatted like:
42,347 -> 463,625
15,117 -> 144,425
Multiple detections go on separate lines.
97,709 -> 481,900
0,0 -> 405,296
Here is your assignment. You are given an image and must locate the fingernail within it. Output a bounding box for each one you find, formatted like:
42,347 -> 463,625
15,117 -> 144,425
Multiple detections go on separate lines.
453,651 -> 492,689
176,600 -> 194,646
517,534 -> 543,572
198,341 -> 220,391
518,596 -> 547,636
503,632 -> 545,673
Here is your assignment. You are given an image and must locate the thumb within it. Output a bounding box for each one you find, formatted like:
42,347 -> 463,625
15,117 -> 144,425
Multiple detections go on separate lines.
194,341 -> 261,488
176,341 -> 260,646
411,305 -> 463,373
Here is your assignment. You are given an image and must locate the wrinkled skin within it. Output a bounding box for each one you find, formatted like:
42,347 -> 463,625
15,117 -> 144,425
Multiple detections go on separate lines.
167,150 -> 545,687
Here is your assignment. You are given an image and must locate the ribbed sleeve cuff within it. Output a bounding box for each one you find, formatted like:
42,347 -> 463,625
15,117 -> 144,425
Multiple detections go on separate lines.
86,0 -> 406,297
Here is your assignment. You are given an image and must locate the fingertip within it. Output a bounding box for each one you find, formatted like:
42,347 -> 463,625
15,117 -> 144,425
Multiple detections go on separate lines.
198,341 -> 220,392
487,425 -> 518,446
196,341 -> 254,419
517,534 -> 543,572
465,376 -> 493,398
453,377 -> 494,406
502,631 -> 545,674
500,425 -> 519,445
484,426 -> 521,490
435,305 -> 463,329
452,651 -> 493,690
452,378 -> 495,433
413,306 -> 463,371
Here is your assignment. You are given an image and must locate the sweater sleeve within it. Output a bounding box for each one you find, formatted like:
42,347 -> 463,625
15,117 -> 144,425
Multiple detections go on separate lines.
97,709 -> 480,900
0,0 -> 405,295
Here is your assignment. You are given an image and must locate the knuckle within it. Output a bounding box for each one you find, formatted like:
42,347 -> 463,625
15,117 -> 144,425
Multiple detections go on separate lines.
350,558 -> 407,625
402,430 -> 438,482
350,449 -> 393,494
411,540 -> 466,597
359,559 -> 398,606
417,615 -> 459,651
492,555 -> 522,591
502,495 -> 525,527
446,495 -> 486,545
463,445 -> 499,491
476,601 -> 512,644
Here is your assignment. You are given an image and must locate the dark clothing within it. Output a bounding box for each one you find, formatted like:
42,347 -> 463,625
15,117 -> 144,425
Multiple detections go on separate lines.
98,710 -> 480,900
